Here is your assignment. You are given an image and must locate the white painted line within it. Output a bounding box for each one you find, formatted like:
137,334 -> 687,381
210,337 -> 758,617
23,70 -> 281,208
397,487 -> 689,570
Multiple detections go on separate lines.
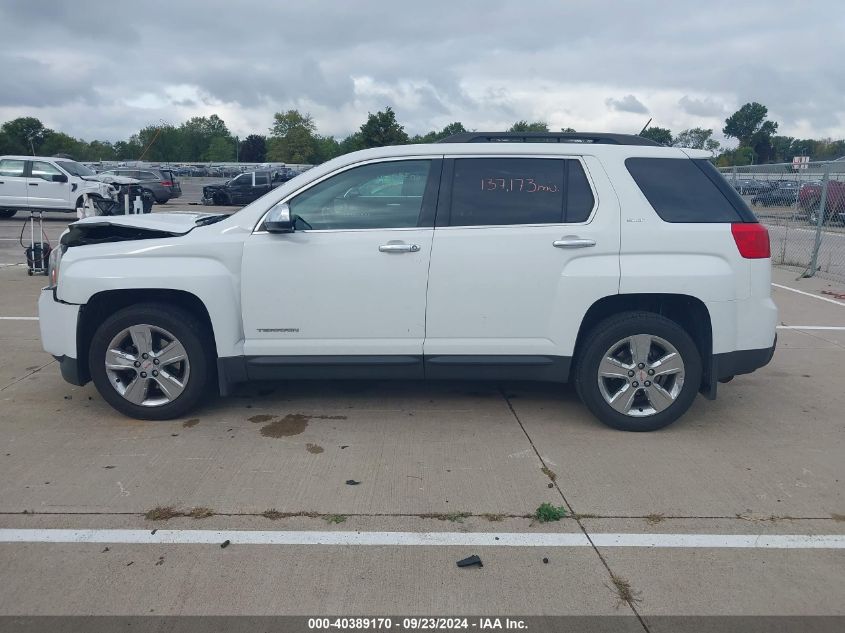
772,283 -> 845,307
0,316 -> 38,321
0,529 -> 842,549
777,325 -> 845,330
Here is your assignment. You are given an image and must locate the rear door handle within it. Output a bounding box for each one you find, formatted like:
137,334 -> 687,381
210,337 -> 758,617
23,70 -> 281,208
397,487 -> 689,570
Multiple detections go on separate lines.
379,243 -> 420,253
553,236 -> 595,249
28,183 -> 39,187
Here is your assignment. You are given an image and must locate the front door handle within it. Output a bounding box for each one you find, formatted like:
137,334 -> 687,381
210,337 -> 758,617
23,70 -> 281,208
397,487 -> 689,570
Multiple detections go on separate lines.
379,243 -> 420,253
28,182 -> 39,187
553,236 -> 595,249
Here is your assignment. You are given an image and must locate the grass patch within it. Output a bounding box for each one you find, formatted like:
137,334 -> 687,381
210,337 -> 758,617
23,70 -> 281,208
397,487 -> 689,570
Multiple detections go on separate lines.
144,506 -> 182,521
644,513 -> 665,525
609,574 -> 641,606
534,503 -> 567,522
481,513 -> 504,522
187,507 -> 215,519
571,513 -> 599,520
262,509 -> 319,520
325,515 -> 347,524
420,511 -> 471,523
831,513 -> 845,522
541,466 -> 557,482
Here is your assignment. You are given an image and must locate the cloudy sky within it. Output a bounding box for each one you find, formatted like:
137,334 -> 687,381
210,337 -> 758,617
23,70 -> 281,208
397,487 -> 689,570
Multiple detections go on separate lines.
1,0 -> 843,145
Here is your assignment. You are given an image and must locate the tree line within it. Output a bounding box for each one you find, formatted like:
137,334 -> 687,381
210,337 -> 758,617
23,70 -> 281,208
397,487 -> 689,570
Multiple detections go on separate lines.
1,102 -> 842,166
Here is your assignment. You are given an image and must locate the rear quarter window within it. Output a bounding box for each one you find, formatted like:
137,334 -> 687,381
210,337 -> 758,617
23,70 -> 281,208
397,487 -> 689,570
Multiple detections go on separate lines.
625,157 -> 755,223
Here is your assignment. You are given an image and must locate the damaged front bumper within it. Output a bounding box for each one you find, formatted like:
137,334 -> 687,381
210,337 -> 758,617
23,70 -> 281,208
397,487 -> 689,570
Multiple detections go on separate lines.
38,288 -> 85,384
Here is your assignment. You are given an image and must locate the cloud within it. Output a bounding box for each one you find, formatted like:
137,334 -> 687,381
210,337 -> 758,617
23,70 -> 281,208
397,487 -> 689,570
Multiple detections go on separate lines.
605,95 -> 649,115
0,0 -> 843,141
678,96 -> 727,117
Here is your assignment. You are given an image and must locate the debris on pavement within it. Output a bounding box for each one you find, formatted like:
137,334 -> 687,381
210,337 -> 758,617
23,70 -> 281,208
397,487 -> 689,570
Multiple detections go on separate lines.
345,479 -> 361,485
456,555 -> 483,568
220,540 -> 230,548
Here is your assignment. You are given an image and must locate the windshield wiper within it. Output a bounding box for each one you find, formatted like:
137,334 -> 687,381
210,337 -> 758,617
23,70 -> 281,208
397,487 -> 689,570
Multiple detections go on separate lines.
194,214 -> 227,226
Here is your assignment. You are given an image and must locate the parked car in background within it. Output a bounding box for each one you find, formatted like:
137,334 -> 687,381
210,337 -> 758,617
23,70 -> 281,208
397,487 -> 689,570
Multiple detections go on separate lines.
0,155 -> 117,217
274,167 -> 299,182
97,168 -> 182,203
40,132 -> 777,431
732,179 -> 774,196
750,181 -> 800,207
799,179 -> 845,224
201,170 -> 282,205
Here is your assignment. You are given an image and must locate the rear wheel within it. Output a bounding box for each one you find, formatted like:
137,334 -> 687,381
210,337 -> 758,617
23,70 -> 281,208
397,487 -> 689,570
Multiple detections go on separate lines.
575,312 -> 702,431
88,304 -> 213,420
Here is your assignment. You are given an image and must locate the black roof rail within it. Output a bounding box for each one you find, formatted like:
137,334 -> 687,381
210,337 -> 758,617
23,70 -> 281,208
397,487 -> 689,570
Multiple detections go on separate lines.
436,132 -> 660,147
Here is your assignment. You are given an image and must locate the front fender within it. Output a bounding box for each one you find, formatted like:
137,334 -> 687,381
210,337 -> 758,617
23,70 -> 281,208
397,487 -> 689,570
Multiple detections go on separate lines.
59,254 -> 244,357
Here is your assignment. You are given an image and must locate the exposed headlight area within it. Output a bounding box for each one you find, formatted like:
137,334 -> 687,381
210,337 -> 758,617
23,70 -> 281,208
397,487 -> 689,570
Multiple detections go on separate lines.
48,245 -> 64,289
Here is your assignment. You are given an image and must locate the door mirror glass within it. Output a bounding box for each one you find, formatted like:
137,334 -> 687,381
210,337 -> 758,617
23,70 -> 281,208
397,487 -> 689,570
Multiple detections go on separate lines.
265,202 -> 294,233
51,173 -> 68,183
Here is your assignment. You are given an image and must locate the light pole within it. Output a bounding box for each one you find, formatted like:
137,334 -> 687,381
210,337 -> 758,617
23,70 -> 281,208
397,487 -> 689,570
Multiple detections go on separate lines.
234,136 -> 239,163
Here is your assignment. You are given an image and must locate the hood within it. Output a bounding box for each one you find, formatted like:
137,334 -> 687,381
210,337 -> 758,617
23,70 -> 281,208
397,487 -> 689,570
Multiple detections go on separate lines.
61,212 -> 216,247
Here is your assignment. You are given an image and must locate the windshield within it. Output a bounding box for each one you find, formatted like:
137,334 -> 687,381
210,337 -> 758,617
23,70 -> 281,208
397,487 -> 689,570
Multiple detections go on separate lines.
56,160 -> 95,177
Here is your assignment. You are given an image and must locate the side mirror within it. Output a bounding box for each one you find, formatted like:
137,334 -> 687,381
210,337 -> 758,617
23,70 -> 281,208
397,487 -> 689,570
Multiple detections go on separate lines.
52,173 -> 68,183
265,202 -> 294,233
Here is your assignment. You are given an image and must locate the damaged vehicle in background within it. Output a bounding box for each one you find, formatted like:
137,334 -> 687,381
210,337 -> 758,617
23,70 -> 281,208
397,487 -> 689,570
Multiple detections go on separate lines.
201,170 -> 286,206
0,155 -> 152,218
96,168 -> 182,204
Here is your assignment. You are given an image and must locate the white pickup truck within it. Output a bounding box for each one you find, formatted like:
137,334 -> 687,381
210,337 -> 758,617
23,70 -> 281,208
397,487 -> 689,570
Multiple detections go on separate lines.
0,156 -> 118,217
38,132 -> 777,431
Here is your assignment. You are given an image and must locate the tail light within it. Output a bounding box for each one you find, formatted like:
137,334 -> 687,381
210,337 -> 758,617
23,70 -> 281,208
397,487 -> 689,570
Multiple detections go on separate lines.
160,180 -> 173,187
731,223 -> 770,259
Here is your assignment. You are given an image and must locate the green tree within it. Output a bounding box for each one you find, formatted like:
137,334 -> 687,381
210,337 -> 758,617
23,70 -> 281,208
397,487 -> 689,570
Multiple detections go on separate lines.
268,110 -> 318,163
1,117 -> 48,154
639,126 -> 673,146
673,128 -> 720,154
410,121 -> 467,143
723,102 -> 777,147
239,134 -> 267,162
137,124 -> 181,161
715,146 -> 755,167
358,107 -> 408,148
561,127 -> 577,133
39,131 -> 86,159
312,135 -> 343,163
206,136 -> 235,161
509,120 -> 549,132
178,114 -> 232,161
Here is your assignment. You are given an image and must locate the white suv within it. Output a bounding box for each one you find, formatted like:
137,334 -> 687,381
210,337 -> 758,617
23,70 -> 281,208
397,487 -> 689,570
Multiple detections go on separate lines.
38,132 -> 777,431
0,156 -> 114,217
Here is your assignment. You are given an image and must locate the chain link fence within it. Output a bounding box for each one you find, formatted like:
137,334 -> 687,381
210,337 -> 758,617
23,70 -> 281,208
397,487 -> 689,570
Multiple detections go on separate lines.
719,160 -> 845,282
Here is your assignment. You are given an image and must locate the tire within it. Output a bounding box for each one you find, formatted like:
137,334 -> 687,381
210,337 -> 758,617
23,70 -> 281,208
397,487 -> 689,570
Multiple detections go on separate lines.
212,191 -> 229,206
0,209 -> 16,219
574,311 -> 702,432
88,303 -> 214,420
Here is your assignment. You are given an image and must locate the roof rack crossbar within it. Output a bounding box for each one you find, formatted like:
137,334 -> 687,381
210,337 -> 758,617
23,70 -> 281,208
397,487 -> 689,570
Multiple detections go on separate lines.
436,132 -> 660,147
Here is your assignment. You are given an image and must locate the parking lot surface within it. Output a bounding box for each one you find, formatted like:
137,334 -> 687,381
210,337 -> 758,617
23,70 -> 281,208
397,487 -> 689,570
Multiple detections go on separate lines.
0,214 -> 843,624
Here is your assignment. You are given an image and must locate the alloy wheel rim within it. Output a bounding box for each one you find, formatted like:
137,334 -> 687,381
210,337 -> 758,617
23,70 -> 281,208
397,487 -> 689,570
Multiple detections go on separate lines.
104,324 -> 190,407
597,334 -> 685,418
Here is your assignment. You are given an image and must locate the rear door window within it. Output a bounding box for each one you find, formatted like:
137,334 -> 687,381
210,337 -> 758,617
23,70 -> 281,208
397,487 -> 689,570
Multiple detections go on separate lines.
625,158 -> 755,222
0,159 -> 25,177
447,157 -> 595,226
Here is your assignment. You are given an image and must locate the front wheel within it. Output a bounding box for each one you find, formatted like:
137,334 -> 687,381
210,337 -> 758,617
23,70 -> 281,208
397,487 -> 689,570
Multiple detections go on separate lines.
88,304 -> 213,420
575,312 -> 702,431
0,209 -> 16,219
